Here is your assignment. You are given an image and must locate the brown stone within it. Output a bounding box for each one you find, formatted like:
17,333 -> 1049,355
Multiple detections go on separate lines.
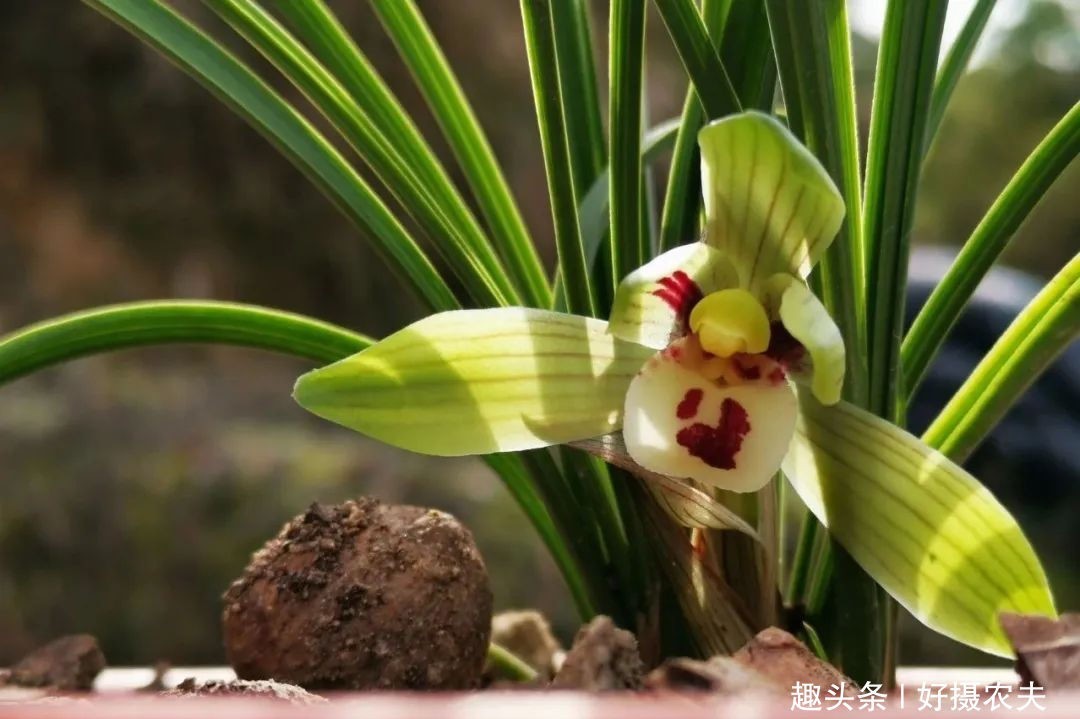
5,635 -> 105,692
733,627 -> 856,692
491,610 -> 563,678
645,656 -> 784,695
1000,612 -> 1080,689
552,616 -> 644,691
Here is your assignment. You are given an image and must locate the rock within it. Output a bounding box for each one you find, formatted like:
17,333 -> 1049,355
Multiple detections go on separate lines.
551,616 -> 644,691
163,678 -> 324,704
733,627 -> 855,692
222,499 -> 493,690
491,610 -> 563,678
1001,612 -> 1080,689
645,656 -> 783,695
4,635 -> 105,692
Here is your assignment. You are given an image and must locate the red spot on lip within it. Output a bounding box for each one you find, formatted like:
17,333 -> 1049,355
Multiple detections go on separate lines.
676,398 -> 751,470
652,270 -> 703,327
676,388 -> 704,419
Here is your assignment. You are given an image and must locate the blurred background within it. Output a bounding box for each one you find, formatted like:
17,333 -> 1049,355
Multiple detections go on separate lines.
0,0 -> 1076,667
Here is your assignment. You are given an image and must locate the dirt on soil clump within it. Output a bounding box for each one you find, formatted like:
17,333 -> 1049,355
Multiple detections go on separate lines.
163,678 -> 325,704
222,499 -> 492,691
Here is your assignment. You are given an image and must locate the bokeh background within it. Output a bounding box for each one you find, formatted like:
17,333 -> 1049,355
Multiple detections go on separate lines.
0,0 -> 1076,667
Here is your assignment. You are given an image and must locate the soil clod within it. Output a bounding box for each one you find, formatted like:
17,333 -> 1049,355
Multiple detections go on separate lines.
2,634 -> 105,692
733,627 -> 855,692
491,610 -> 563,679
163,678 -> 325,704
222,498 -> 492,691
1001,612 -> 1080,689
551,616 -> 644,691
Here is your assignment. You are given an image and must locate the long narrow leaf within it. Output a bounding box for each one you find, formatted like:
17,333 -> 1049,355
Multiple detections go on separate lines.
657,0 -> 729,254
521,0 -> 596,316
84,0 -> 457,312
923,253 -> 1080,462
862,0 -> 949,421
551,0 -> 607,200
0,301 -> 372,384
579,119 -> 680,276
370,0 -> 545,301
271,0 -> 551,308
653,0 -> 741,120
924,0 -> 997,154
903,101 -> 1080,394
609,0 -> 648,278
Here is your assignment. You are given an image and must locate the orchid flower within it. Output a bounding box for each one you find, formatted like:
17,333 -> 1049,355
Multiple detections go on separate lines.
294,112 -> 1054,656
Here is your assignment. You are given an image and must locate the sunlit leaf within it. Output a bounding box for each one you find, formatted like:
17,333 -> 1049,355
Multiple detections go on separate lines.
783,394 -> 1057,657
294,308 -> 653,456
699,112 -> 845,292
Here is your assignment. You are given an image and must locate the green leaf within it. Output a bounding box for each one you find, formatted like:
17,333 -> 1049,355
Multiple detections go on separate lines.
698,112 -> 846,292
609,0 -> 649,278
551,0 -> 607,200
924,253 -> 1080,463
720,0 -> 777,112
903,101 -> 1080,395
653,0 -> 741,120
578,119 -> 680,274
861,0 -> 948,419
271,0 -> 551,308
83,0 -> 457,313
784,395 -> 1057,658
520,0 -> 596,316
0,300 -> 372,386
370,0 -> 548,306
294,308 -> 653,456
924,0 -> 997,155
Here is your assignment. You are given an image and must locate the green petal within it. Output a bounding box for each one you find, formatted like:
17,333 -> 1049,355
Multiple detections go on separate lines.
765,273 -> 846,405
698,112 -> 845,292
293,308 -> 653,456
608,242 -> 737,349
784,395 -> 1057,657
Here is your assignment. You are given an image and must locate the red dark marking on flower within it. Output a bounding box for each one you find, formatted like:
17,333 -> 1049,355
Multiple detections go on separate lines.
764,321 -> 805,368
652,271 -> 703,325
676,388 -> 704,419
733,358 -> 761,381
676,398 -> 751,470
